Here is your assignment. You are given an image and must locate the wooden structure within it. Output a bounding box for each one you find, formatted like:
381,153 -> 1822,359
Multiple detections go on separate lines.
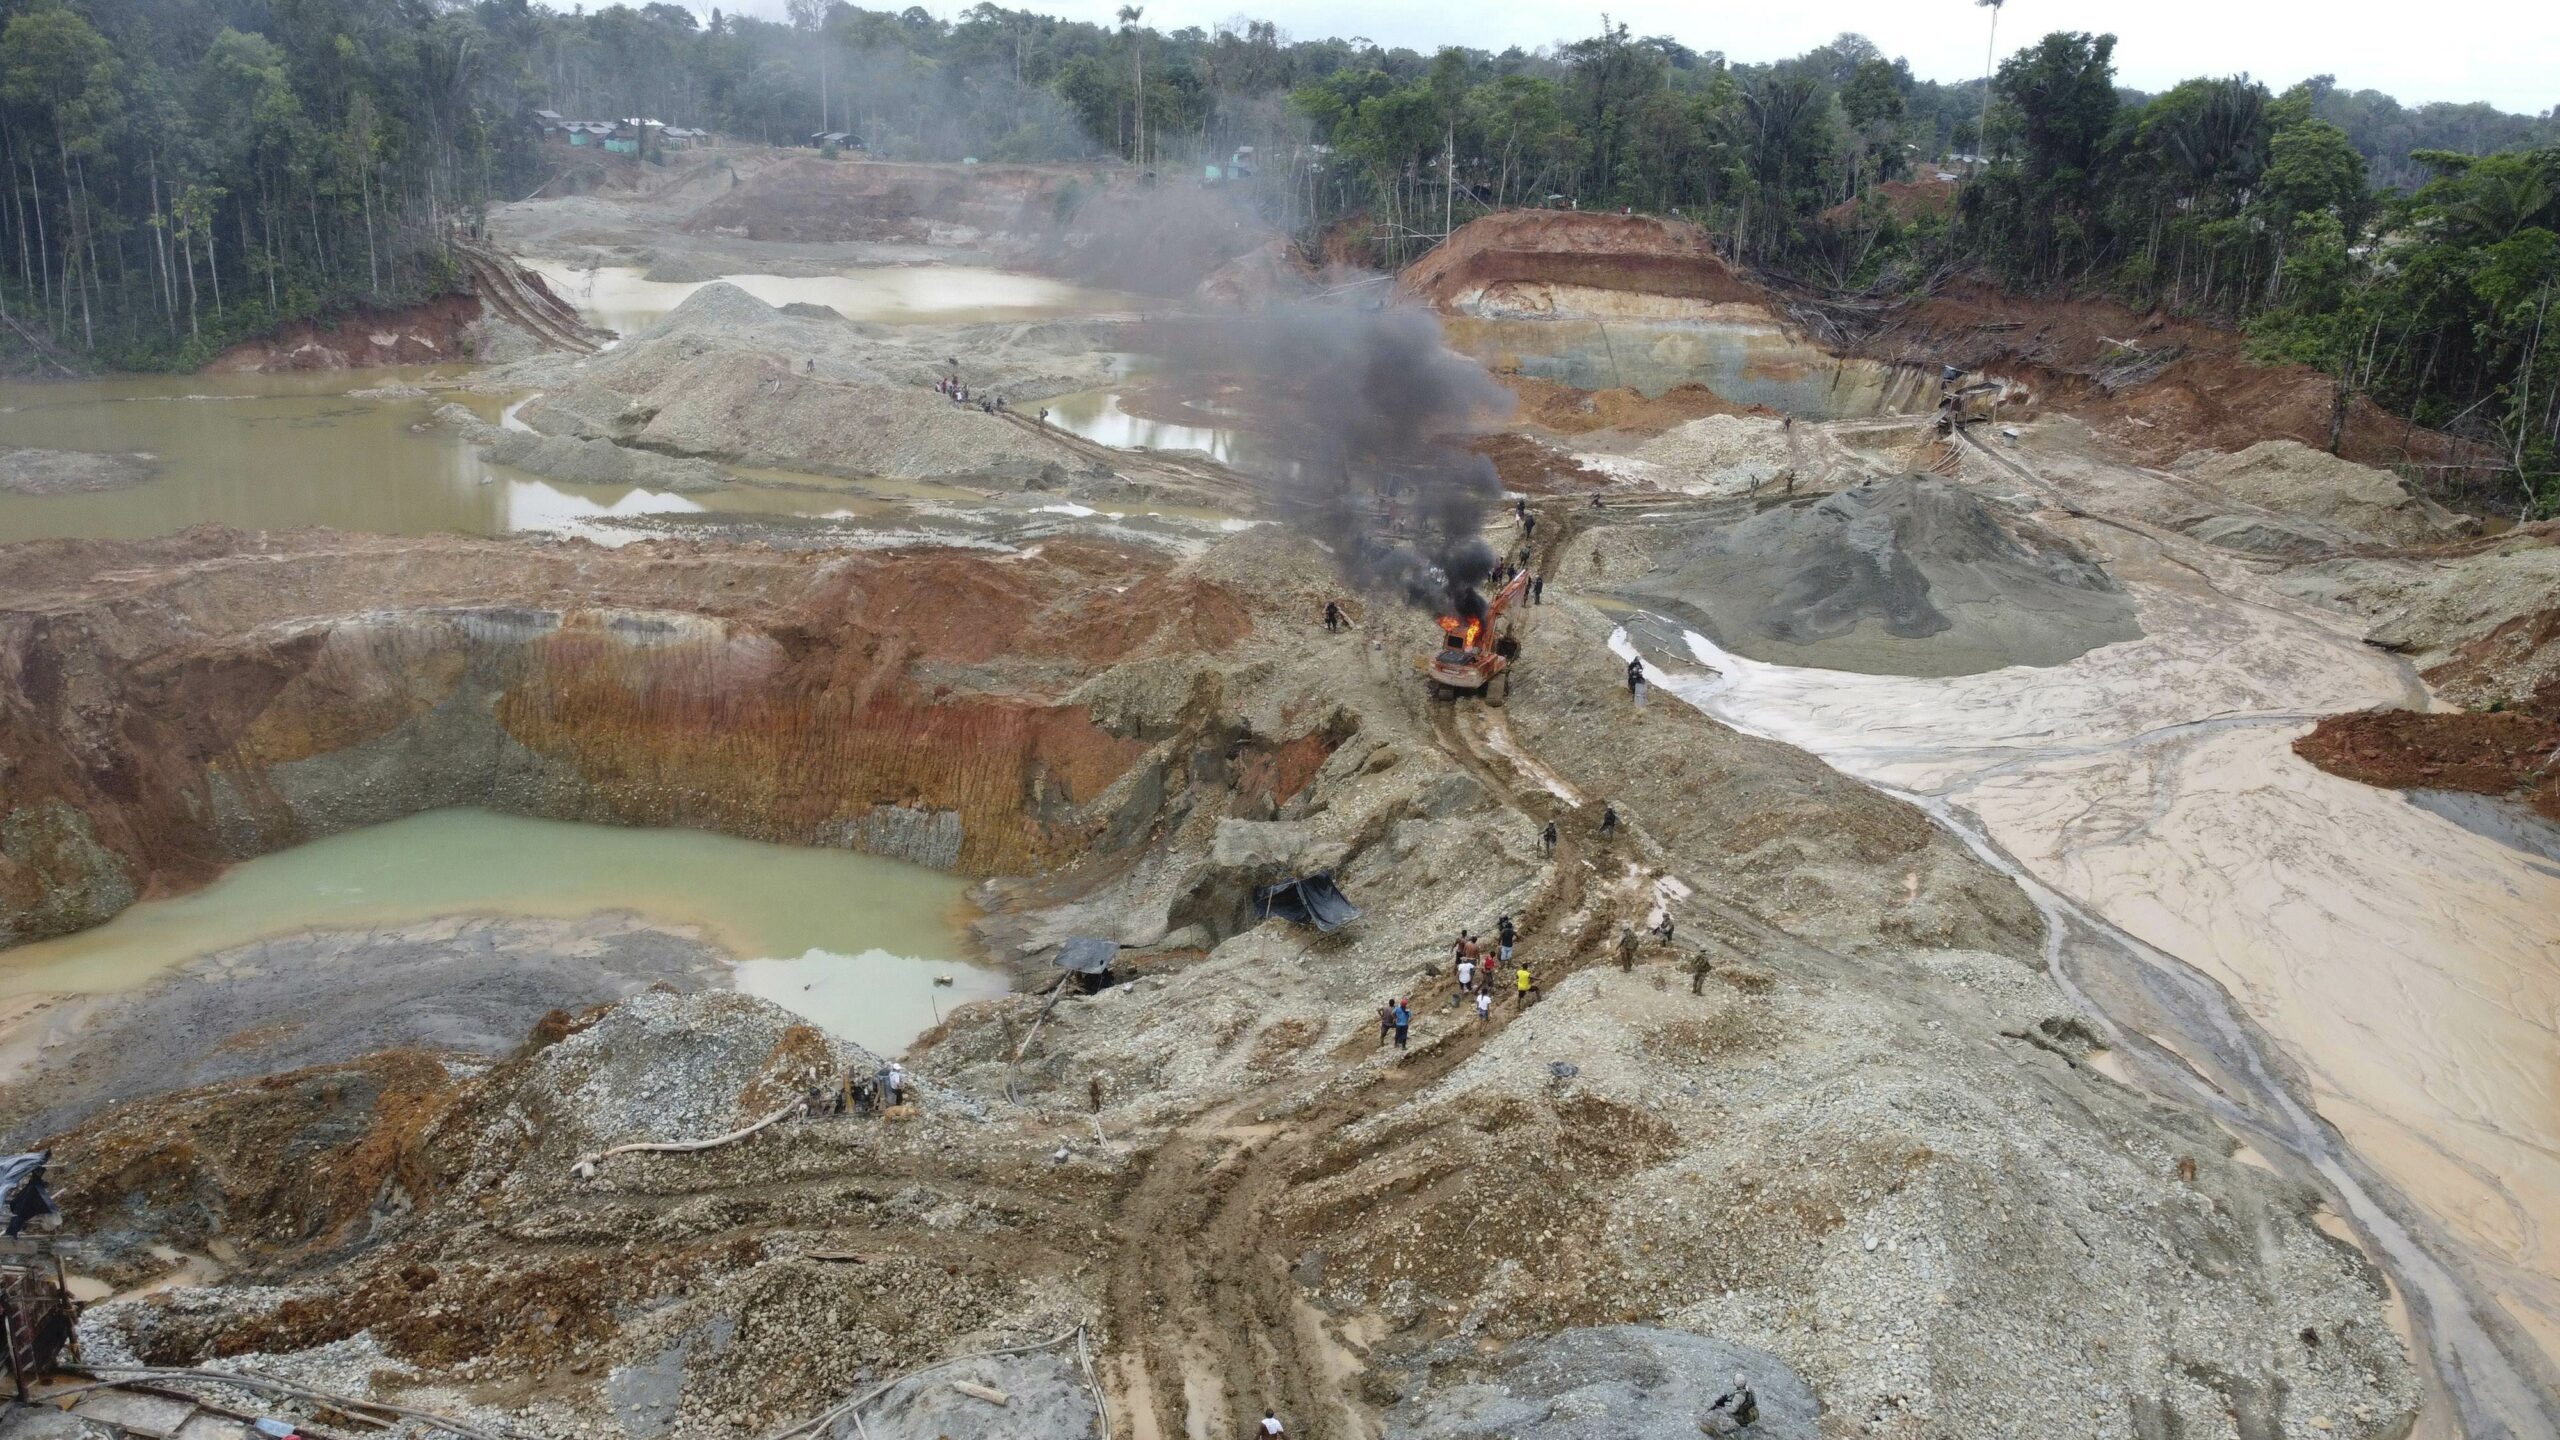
0,1236 -> 78,1400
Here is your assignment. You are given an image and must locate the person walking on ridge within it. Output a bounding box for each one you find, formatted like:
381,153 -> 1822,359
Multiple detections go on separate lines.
1540,819 -> 1558,856
1392,999 -> 1411,1051
1617,922 -> 1640,974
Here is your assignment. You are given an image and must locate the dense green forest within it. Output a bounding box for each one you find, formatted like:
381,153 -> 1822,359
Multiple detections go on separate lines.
0,0 -> 2551,505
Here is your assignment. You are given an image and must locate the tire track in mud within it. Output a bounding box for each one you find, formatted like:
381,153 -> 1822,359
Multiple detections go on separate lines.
1099,677 -> 1625,1440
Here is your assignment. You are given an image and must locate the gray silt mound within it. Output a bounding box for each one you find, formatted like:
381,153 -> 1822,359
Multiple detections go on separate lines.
0,446 -> 157,496
1631,474 -> 2140,676
1383,1326 -> 1816,1440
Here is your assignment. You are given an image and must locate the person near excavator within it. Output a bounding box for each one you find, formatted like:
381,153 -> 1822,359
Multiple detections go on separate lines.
1627,654 -> 1647,705
1690,948 -> 1715,995
1392,999 -> 1411,1051
1324,599 -> 1345,633
1599,802 -> 1620,840
1617,922 -> 1640,973
1539,819 -> 1559,855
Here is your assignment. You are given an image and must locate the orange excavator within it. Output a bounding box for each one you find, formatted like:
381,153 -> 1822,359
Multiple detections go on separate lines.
1425,569 -> 1531,705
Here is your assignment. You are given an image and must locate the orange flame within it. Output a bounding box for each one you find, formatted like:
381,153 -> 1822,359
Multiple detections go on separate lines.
1437,615 -> 1483,650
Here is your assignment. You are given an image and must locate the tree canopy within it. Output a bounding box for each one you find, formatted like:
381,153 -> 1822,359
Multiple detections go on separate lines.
0,2 -> 2549,505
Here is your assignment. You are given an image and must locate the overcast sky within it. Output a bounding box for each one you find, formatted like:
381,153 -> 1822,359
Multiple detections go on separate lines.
714,0 -> 2558,115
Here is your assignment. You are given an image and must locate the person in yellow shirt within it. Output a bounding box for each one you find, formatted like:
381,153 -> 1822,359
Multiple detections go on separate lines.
1514,963 -> 1537,1006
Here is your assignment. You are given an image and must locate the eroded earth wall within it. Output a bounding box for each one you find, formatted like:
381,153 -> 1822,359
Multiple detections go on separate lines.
0,531 -> 1251,943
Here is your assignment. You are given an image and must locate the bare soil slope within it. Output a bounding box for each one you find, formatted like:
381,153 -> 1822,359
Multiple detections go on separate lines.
1400,211 -> 1772,317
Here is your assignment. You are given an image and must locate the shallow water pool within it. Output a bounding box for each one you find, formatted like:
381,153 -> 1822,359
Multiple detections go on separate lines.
0,809 -> 1003,1053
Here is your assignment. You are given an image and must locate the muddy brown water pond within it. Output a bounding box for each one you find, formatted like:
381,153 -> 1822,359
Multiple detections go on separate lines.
0,370 -> 930,544
1443,315 -> 1935,417
0,809 -> 1000,1056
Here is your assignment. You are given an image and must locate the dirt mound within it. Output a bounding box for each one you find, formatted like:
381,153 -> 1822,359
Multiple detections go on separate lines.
2295,677 -> 2560,821
2286,530 -> 2560,705
1400,211 -> 1774,318
2175,440 -> 2471,548
1625,414 -> 1798,494
1469,433 -> 1607,494
1852,278 -> 2496,485
1818,176 -> 1959,227
205,293 -> 484,372
1624,475 -> 2140,675
680,157 -> 1077,246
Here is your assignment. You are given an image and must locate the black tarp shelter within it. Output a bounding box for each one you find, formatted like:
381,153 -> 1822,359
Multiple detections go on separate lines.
1253,871 -> 1362,933
1053,938 -> 1119,975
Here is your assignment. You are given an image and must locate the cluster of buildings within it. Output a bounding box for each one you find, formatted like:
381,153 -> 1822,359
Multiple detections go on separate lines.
533,111 -> 714,154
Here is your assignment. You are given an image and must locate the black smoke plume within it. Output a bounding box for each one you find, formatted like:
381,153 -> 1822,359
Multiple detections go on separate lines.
1145,302 -> 1511,615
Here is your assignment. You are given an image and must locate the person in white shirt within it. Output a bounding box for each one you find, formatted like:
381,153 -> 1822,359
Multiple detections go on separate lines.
1475,990 -> 1493,1022
1259,1413 -> 1287,1437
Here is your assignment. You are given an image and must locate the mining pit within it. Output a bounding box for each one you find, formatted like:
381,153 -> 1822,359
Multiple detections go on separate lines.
0,157 -> 2553,1440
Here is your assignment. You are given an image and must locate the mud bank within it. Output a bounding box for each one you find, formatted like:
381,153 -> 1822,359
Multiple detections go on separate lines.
0,912 -> 728,1141
206,293 -> 490,372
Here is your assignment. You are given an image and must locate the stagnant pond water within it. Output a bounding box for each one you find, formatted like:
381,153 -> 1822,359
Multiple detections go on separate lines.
527,261 -> 1135,335
0,809 -> 1003,1054
1443,314 -> 1936,417
0,370 -> 912,544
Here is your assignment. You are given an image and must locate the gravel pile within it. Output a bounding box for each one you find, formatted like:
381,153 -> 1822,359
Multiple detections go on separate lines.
2174,440 -> 2471,548
435,404 -> 729,492
487,284 -> 1130,482
526,990 -> 879,1152
1615,474 -> 2142,675
1381,1326 -> 1816,1439
1623,414 -> 1794,495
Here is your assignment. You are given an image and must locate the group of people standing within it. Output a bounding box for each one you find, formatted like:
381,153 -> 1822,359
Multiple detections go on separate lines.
933,372 -> 1005,415
1374,913 -> 1549,1053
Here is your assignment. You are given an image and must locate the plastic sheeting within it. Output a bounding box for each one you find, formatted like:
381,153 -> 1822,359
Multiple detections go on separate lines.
1253,872 -> 1362,933
1053,938 -> 1120,975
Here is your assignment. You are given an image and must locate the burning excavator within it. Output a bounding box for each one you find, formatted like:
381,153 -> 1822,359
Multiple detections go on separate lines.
1425,569 -> 1531,705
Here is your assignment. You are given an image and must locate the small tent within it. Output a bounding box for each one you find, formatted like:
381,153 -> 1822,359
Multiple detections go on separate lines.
1253,871 -> 1361,933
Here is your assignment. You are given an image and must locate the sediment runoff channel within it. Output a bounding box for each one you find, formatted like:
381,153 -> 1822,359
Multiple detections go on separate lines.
1610,489 -> 2560,1440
